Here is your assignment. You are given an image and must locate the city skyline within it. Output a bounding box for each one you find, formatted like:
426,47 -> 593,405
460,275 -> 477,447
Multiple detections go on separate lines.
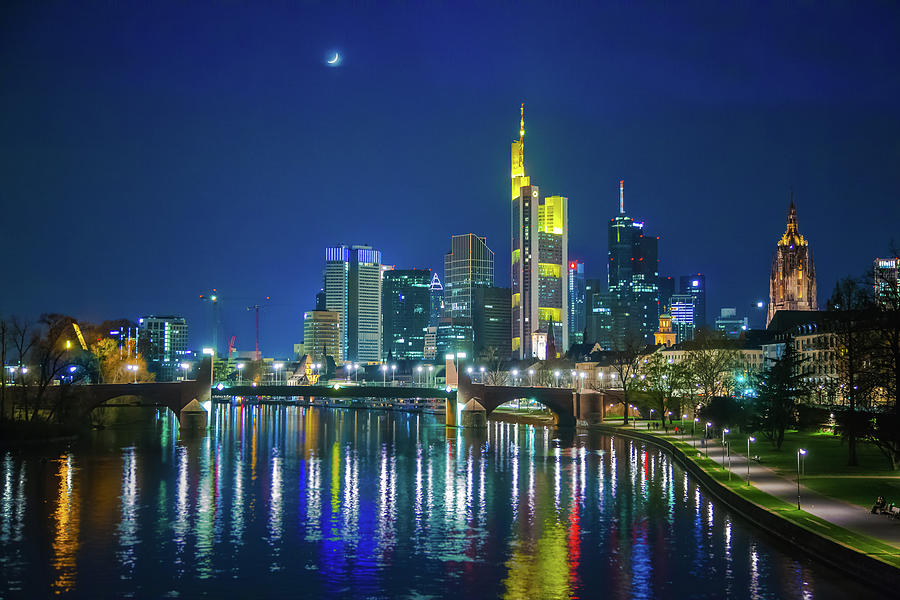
2,2 -> 899,355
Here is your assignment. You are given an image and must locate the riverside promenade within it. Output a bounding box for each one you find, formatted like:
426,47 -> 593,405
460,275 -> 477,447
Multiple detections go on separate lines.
628,423 -> 900,548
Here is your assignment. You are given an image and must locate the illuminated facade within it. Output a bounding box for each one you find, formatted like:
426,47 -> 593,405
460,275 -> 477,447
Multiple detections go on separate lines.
473,286 -> 511,359
653,313 -> 676,347
568,260 -> 585,345
679,274 -> 707,329
302,310 -> 341,363
669,293 -> 695,343
444,234 -> 494,319
511,105 -> 569,358
874,257 -> 899,308
324,245 -> 383,363
138,315 -> 188,381
766,199 -> 818,326
382,269 -> 430,360
603,181 -> 659,348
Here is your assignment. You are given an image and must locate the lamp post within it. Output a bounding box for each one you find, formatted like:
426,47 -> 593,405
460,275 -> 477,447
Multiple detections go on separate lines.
180,362 -> 189,381
427,364 -> 433,386
416,365 -> 423,384
127,364 -> 138,383
479,366 -> 485,383
747,436 -> 756,483
649,408 -> 654,425
273,362 -> 283,384
681,414 -> 687,436
705,422 -> 711,457
722,428 -> 730,470
512,369 -> 519,385
553,370 -> 560,387
391,364 -> 397,382
579,371 -> 586,391
796,448 -> 807,509
381,364 -> 387,384
237,363 -> 245,384
528,369 -> 534,386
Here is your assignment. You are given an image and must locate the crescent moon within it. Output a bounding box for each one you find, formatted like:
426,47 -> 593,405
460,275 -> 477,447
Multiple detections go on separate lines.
327,53 -> 340,64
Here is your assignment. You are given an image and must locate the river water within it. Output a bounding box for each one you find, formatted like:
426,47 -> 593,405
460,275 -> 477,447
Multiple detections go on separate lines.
0,404 -> 884,599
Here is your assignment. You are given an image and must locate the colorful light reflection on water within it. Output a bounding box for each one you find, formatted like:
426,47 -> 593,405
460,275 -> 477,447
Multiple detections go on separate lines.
0,405 -> 884,598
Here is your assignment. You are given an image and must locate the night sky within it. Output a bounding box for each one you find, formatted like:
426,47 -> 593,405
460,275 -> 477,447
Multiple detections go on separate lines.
2,1 -> 898,356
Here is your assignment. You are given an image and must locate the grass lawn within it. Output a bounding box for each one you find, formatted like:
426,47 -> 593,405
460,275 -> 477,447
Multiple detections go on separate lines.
719,429 -> 900,508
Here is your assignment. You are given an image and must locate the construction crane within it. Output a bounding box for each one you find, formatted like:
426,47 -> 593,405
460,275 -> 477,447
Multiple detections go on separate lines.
71,323 -> 88,351
246,298 -> 269,361
227,336 -> 236,359
199,290 -> 220,355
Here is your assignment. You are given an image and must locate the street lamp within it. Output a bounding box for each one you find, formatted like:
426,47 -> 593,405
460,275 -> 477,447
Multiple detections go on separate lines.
180,362 -> 190,381
747,436 -> 756,483
705,422 -> 712,457
391,364 -> 397,382
528,369 -> 534,386
722,428 -> 730,472
237,363 -> 245,384
512,369 -> 519,385
127,364 -> 138,383
416,365 -> 423,384
381,364 -> 388,384
273,362 -> 283,384
479,366 -> 485,383
579,371 -> 586,390
553,370 -> 560,387
796,448 -> 807,509
427,364 -> 433,386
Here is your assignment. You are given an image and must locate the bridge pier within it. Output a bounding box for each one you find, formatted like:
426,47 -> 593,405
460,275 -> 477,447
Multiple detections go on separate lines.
460,398 -> 487,428
179,399 -> 208,430
445,396 -> 458,427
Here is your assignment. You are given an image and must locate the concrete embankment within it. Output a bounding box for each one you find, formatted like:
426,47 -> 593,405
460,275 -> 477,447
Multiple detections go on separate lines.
593,424 -> 898,595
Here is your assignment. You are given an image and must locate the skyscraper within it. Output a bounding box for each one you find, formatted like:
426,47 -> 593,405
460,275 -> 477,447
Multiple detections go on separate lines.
679,274 -> 707,329
669,293 -> 695,343
568,260 -> 585,345
510,105 -> 569,358
874,257 -> 899,308
444,234 -> 494,319
429,272 -> 444,326
473,286 -> 511,359
767,199 -> 818,326
605,181 -> 659,347
324,244 -> 383,363
382,269 -> 431,360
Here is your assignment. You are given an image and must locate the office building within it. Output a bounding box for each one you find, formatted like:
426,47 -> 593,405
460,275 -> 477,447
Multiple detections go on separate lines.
473,286 -> 511,359
584,277 -> 605,345
444,234 -> 494,319
423,326 -> 437,359
436,319 -> 474,359
659,276 -> 675,313
715,308 -> 748,339
382,269 -> 431,360
874,258 -> 899,308
605,180 -> 659,347
429,272 -> 444,326
324,244 -> 383,363
510,105 -> 569,358
568,261 -> 585,345
669,294 -> 695,343
302,310 -> 341,363
138,315 -> 188,381
767,198 -> 818,326
679,274 -> 706,329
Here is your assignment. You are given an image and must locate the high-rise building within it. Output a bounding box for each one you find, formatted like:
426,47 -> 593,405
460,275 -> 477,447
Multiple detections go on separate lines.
382,269 -> 431,360
568,260 -> 585,345
767,198 -> 818,326
874,258 -> 899,308
324,244 -> 383,363
510,105 -> 569,358
680,274 -> 707,329
429,272 -> 444,326
302,310 -> 341,363
659,276 -> 675,314
473,286 -> 511,359
715,308 -> 748,339
584,277 -> 605,345
138,315 -> 188,381
444,234 -> 494,319
605,181 -> 659,347
669,293 -> 695,343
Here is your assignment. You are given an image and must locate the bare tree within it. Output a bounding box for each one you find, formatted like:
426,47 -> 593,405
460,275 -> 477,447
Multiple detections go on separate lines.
609,334 -> 647,425
683,330 -> 740,403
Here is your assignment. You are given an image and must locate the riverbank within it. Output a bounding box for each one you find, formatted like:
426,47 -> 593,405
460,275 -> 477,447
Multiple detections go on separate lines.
594,422 -> 900,594
489,409 -> 556,427
0,419 -> 80,447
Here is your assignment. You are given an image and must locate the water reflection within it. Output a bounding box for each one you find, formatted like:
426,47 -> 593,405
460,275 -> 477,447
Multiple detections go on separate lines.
0,406 -> 884,599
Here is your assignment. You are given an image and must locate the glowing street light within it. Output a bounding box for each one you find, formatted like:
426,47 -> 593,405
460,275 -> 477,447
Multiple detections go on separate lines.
427,364 -> 434,385
797,448 -> 807,509
180,362 -> 190,381
479,366 -> 485,383
528,369 -> 534,386
511,369 -> 519,385
273,362 -> 283,384
127,364 -> 138,383
705,422 -> 712,457
237,363 -> 245,384
391,364 -> 397,382
553,370 -> 560,387
416,365 -> 423,384
381,364 -> 388,384
747,436 -> 756,483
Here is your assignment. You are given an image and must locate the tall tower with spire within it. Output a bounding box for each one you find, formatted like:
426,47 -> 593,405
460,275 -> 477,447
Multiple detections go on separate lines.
510,104 -> 568,358
767,196 -> 818,326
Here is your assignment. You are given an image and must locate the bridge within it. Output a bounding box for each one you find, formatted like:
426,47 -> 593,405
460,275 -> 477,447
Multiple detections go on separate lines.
24,358 -> 213,427
213,372 -> 621,428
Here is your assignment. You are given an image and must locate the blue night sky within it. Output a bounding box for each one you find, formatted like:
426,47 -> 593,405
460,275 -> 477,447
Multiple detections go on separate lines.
2,1 -> 899,355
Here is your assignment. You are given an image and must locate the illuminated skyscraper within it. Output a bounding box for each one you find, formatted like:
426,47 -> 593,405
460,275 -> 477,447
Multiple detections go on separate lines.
324,244 -> 383,363
767,199 -> 818,326
568,260 -> 585,345
444,234 -> 494,319
429,272 -> 444,326
669,293 -> 695,343
138,315 -> 188,381
382,269 -> 430,360
874,257 -> 899,308
302,310 -> 341,363
679,274 -> 707,329
604,181 -> 659,347
510,105 -> 569,358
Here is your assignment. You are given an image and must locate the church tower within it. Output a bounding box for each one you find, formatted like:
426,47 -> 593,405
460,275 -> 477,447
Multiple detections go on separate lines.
767,197 -> 818,326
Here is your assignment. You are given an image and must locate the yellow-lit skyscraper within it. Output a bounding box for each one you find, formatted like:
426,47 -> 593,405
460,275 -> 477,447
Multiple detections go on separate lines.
510,105 -> 568,359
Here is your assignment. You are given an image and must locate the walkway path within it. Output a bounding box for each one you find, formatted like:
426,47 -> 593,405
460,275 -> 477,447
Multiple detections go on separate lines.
644,425 -> 900,548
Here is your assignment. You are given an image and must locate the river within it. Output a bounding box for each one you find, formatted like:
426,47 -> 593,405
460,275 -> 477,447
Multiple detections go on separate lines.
0,404 -> 884,598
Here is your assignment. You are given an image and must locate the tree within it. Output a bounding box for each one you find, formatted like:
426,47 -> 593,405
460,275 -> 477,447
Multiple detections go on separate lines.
683,330 -> 740,403
752,339 -> 806,449
89,337 -> 153,384
609,334 -> 647,425
637,352 -> 686,430
828,277 -> 877,466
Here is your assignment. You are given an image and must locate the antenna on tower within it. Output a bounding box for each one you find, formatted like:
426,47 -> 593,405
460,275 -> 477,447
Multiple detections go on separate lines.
619,180 -> 625,214
519,103 -> 525,141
